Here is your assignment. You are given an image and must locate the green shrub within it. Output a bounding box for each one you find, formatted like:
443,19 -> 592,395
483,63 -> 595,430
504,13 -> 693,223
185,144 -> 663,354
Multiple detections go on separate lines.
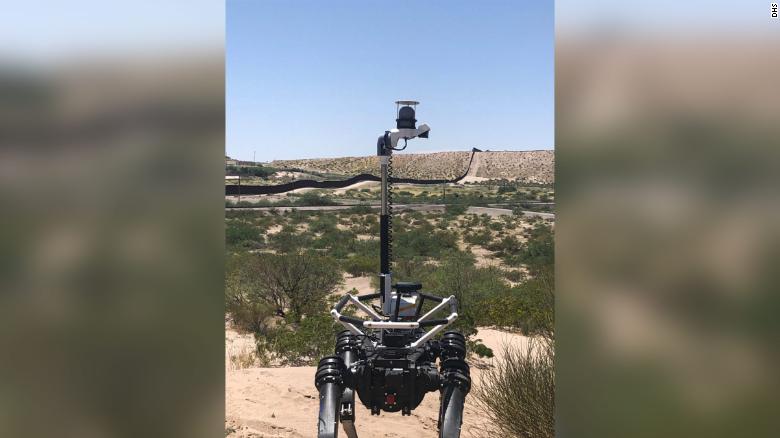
487,235 -> 522,258
256,313 -> 340,366
488,221 -> 504,231
411,219 -> 427,227
503,269 -> 525,283
312,229 -> 358,258
392,256 -> 437,285
445,203 -> 468,217
464,229 -> 492,246
509,222 -> 555,274
225,254 -> 273,332
468,340 -> 494,358
427,251 -> 507,335
309,214 -> 338,233
394,228 -> 458,260
269,228 -> 313,253
296,192 -> 338,206
516,267 -> 554,336
349,239 -> 379,260
473,339 -> 554,438
226,221 -> 263,249
240,252 -> 341,322
285,209 -> 308,224
345,204 -> 373,214
226,164 -> 276,178
343,255 -> 377,277
485,268 -> 553,335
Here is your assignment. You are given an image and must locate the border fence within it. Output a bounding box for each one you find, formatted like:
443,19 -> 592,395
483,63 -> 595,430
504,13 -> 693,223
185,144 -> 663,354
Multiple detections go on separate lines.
225,148 -> 480,196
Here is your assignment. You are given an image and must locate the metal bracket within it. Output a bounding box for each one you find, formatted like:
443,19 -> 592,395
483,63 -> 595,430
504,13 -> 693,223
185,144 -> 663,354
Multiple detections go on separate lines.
330,293 -> 458,348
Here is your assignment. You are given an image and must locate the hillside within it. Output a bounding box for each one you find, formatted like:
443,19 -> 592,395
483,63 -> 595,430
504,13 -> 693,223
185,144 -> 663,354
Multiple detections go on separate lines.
271,150 -> 554,184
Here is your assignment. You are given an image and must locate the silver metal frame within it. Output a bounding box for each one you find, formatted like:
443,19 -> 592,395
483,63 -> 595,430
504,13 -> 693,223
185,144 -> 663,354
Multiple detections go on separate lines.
330,293 -> 458,348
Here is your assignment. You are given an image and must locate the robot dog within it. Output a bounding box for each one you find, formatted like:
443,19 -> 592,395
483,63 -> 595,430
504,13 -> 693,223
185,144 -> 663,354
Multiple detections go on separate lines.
315,101 -> 470,438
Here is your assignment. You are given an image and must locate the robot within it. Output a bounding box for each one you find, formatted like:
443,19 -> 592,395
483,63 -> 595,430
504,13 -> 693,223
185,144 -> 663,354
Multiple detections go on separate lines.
315,101 -> 471,438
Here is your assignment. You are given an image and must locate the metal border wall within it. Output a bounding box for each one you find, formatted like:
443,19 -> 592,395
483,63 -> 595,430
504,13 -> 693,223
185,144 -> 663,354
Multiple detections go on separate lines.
226,149 -> 480,196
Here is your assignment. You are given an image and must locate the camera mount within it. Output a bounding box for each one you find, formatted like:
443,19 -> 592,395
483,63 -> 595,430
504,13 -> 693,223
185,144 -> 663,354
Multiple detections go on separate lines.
315,101 -> 470,438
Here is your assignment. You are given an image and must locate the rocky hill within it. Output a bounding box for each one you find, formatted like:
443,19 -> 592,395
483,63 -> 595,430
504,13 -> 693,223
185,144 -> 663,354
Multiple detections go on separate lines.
271,150 -> 554,184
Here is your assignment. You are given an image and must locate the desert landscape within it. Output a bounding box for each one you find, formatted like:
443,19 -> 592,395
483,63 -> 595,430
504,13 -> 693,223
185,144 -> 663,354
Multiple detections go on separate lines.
225,200 -> 554,438
266,150 -> 554,185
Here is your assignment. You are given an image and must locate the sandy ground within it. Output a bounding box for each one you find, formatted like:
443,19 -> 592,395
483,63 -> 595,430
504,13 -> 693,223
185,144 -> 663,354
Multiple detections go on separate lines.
332,181 -> 380,195
288,187 -> 319,194
456,175 -> 491,184
470,246 -> 501,269
226,323 -> 261,371
272,171 -> 309,180
287,181 -> 379,196
225,327 -> 530,438
266,225 -> 283,235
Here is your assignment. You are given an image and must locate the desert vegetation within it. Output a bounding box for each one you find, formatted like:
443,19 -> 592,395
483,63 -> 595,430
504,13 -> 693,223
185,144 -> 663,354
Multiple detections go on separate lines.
226,206 -> 553,359
226,164 -> 277,178
270,150 -> 554,184
225,180 -> 555,217
225,199 -> 554,437
473,338 -> 555,438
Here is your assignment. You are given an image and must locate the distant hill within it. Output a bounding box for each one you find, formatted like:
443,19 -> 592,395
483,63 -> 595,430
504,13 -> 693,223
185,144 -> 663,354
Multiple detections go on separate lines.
271,150 -> 554,184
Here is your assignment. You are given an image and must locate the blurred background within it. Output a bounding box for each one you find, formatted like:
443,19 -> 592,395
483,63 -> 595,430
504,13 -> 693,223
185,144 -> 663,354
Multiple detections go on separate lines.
0,1 -> 224,437
2,1 -> 779,437
556,1 -> 780,437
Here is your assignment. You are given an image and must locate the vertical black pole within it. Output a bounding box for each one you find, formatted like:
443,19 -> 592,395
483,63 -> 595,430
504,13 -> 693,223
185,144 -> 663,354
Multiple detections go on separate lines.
378,134 -> 391,276
377,134 -> 392,316
380,215 -> 390,273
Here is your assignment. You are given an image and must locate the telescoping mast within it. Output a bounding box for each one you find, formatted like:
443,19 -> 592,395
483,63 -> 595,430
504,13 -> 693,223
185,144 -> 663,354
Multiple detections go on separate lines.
315,101 -> 471,438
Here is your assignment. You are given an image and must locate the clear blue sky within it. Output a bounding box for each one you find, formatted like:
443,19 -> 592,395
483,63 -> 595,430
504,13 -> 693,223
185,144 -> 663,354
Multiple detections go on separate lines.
227,0 -> 554,162
1,0 -> 222,62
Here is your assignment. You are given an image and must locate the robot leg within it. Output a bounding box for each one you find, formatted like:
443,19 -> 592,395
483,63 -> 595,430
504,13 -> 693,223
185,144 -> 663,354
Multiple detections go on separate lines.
315,356 -> 346,438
